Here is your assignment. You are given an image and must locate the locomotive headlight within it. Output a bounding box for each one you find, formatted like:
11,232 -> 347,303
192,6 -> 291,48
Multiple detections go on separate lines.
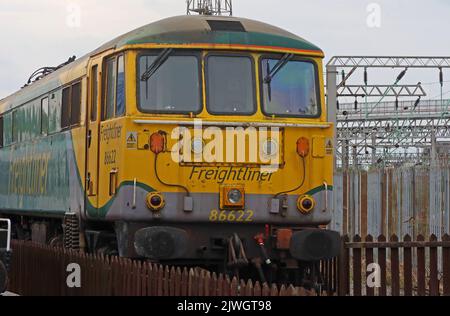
191,138 -> 204,155
228,189 -> 243,204
262,139 -> 278,157
297,195 -> 315,214
221,186 -> 245,209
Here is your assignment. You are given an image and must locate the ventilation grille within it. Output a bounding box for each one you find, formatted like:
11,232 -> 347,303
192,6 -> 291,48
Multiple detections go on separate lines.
207,20 -> 246,32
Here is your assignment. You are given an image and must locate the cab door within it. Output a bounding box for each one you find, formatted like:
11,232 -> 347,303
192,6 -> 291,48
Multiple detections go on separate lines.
85,59 -> 102,217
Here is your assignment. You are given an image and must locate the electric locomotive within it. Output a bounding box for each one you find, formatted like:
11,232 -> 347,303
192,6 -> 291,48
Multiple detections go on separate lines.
0,14 -> 339,284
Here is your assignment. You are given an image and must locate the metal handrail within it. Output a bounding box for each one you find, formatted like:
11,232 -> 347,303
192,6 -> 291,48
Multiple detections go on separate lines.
0,219 -> 11,252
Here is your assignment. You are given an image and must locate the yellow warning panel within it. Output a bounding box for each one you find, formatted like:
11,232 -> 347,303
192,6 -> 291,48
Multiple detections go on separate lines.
126,132 -> 137,149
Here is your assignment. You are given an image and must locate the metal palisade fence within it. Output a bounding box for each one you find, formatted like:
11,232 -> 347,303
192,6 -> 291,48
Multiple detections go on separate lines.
331,165 -> 450,238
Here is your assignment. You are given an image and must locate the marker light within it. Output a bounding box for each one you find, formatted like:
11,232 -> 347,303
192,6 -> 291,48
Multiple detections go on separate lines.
296,137 -> 310,157
150,132 -> 165,154
221,186 -> 245,209
262,139 -> 278,157
191,138 -> 204,155
297,195 -> 315,214
146,192 -> 166,212
228,189 -> 243,204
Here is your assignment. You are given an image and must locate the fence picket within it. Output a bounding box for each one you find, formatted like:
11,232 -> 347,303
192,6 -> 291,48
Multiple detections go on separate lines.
181,267 -> 188,296
352,235 -> 362,296
261,283 -> 270,296
210,272 -> 218,296
429,234 -> 439,296
223,275 -> 231,296
270,283 -> 278,296
403,234 -> 413,296
254,281 -> 262,296
233,278 -> 242,296
417,235 -> 426,296
204,271 -> 211,297
365,235 -> 374,296
378,235 -> 387,296
175,267 -> 182,296
390,234 -> 400,296
338,235 -> 350,296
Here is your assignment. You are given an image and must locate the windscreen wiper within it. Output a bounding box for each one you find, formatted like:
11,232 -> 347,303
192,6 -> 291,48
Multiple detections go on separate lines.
263,53 -> 294,101
263,53 -> 294,84
140,48 -> 174,82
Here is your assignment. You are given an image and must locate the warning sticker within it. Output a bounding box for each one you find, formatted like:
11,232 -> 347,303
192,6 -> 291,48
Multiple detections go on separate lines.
126,132 -> 137,149
326,138 -> 333,155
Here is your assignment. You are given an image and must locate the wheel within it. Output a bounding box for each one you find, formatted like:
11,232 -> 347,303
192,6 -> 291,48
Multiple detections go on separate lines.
0,261 -> 7,294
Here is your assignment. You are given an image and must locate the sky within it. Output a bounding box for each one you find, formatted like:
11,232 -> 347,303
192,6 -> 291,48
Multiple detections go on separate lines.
1,0 -> 450,101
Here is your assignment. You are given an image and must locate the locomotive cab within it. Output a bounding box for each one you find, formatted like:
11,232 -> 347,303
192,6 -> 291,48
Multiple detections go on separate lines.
84,15 -> 339,279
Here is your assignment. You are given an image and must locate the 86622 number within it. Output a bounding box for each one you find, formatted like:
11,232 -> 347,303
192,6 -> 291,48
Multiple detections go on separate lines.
209,210 -> 254,222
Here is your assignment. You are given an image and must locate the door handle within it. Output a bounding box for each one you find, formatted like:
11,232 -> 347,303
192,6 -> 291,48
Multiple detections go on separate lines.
87,129 -> 92,148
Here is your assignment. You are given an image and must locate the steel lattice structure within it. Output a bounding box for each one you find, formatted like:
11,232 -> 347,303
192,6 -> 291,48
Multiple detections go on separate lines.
337,99 -> 450,167
337,84 -> 426,98
327,56 -> 450,68
187,0 -> 233,16
326,56 -> 450,168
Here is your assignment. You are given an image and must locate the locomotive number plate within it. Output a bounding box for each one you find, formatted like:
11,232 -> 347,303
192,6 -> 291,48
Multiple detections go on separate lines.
208,210 -> 254,223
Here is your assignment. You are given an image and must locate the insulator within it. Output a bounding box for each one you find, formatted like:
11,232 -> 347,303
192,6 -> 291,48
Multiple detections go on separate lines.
440,68 -> 444,87
354,98 -> 358,110
397,68 -> 408,82
337,99 -> 340,110
341,70 -> 346,86
364,68 -> 368,86
414,97 -> 421,110
395,98 -> 399,110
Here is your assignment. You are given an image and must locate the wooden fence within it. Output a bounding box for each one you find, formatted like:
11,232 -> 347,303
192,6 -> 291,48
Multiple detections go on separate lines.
7,240 -> 315,296
9,235 -> 450,296
336,234 -> 450,296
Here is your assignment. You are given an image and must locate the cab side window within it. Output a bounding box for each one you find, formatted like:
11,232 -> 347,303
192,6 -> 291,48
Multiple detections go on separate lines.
61,87 -> 71,129
61,82 -> 82,130
116,55 -> 125,116
105,58 -> 116,120
103,54 -> 125,120
71,82 -> 81,126
91,65 -> 98,121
